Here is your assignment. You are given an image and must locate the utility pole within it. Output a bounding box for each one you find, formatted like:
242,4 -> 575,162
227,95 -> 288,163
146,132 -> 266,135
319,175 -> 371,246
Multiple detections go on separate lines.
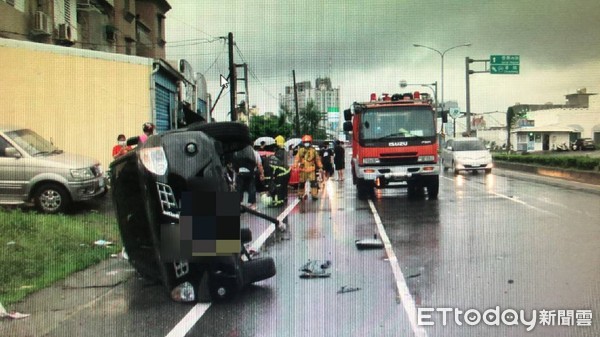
293,70 -> 300,137
465,57 -> 489,136
228,32 -> 237,121
235,63 -> 249,122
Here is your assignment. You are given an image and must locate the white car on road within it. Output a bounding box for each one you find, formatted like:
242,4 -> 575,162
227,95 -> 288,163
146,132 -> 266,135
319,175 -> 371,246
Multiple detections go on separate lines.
441,138 -> 493,174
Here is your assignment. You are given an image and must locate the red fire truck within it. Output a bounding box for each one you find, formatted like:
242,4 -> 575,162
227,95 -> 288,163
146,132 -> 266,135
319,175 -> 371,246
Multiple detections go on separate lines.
343,91 -> 443,199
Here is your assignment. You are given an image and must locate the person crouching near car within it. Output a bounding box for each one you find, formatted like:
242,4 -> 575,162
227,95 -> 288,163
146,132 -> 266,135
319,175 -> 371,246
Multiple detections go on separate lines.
293,134 -> 323,200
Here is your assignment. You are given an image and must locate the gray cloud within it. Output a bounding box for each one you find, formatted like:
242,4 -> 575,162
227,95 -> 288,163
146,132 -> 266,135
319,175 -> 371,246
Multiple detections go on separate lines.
167,0 -> 600,116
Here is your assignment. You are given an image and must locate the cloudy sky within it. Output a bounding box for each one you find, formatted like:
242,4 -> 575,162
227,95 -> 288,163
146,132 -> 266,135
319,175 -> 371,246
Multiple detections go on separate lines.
165,0 -> 600,122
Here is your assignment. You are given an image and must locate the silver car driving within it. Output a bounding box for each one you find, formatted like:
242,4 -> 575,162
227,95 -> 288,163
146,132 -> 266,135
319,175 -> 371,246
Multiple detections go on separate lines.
441,138 -> 493,174
0,126 -> 106,213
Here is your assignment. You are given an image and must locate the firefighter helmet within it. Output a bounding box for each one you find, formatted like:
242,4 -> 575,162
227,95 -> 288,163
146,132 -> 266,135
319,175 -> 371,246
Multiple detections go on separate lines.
275,135 -> 285,147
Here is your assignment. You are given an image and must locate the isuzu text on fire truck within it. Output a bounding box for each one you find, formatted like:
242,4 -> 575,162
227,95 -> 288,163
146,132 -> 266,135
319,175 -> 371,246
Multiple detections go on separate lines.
343,91 -> 444,199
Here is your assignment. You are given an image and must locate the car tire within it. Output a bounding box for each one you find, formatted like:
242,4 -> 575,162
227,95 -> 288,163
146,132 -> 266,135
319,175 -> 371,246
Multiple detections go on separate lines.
452,162 -> 459,175
242,257 -> 276,285
187,122 -> 251,153
441,159 -> 448,171
34,183 -> 70,214
485,168 -> 492,174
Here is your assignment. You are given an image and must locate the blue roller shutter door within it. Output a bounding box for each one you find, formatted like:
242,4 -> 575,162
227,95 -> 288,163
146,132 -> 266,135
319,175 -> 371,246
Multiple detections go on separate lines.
154,74 -> 177,132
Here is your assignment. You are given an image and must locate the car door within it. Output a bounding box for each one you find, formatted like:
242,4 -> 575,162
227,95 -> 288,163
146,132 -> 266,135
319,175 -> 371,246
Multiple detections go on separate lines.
0,135 -> 27,202
441,139 -> 453,167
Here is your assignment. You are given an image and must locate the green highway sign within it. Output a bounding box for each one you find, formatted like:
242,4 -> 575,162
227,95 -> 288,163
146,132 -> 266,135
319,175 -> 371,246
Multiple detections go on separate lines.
490,55 -> 520,74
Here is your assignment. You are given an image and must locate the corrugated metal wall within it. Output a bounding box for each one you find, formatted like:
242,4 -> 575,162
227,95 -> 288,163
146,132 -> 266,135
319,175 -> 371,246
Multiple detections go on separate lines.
154,73 -> 177,132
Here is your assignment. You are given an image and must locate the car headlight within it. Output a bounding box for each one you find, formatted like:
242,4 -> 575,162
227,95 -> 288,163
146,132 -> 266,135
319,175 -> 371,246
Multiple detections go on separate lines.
418,155 -> 435,162
362,157 -> 380,164
140,146 -> 168,175
71,168 -> 94,180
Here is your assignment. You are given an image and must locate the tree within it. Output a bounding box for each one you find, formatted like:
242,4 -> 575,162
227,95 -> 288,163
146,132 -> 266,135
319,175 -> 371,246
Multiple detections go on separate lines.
300,100 -> 325,138
248,114 -> 293,140
505,105 -> 528,152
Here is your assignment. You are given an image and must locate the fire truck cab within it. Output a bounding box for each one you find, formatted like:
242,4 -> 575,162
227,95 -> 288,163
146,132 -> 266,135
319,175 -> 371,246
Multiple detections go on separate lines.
343,92 -> 440,199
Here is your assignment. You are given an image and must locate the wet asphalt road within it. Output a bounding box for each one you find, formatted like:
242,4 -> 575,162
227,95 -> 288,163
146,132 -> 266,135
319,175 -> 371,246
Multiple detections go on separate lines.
2,166 -> 599,337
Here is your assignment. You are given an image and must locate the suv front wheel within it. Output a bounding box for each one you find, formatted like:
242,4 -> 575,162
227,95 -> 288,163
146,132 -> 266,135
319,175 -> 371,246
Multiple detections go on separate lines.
34,183 -> 70,214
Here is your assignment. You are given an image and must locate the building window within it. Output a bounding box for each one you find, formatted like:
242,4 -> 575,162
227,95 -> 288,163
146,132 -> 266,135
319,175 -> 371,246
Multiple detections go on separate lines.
64,0 -> 71,24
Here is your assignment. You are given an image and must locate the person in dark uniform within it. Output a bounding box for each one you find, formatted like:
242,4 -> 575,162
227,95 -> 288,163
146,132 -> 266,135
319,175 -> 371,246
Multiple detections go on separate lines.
333,140 -> 345,181
319,141 -> 334,182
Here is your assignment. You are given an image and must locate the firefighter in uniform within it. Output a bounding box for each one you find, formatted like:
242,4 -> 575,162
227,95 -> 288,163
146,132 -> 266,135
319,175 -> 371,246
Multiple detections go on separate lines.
293,134 -> 323,200
266,135 -> 291,206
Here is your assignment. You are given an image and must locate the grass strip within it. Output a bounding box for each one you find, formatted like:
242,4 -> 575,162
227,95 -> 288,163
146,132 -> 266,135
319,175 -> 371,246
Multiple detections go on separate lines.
0,209 -> 120,305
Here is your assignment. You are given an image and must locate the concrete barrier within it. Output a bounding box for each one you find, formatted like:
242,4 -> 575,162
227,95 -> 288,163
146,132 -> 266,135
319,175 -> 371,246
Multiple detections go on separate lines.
494,161 -> 600,186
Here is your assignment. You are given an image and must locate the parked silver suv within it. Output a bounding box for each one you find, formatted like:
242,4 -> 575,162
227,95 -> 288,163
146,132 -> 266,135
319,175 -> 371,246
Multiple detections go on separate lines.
0,126 -> 106,213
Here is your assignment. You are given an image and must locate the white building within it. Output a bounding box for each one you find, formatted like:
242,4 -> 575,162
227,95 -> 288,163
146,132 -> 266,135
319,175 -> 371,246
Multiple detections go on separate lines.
279,77 -> 340,137
511,89 -> 600,152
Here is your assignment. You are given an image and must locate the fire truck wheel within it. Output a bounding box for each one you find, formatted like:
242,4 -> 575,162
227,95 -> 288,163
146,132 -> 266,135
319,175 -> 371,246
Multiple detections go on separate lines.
356,179 -> 373,200
425,176 -> 439,199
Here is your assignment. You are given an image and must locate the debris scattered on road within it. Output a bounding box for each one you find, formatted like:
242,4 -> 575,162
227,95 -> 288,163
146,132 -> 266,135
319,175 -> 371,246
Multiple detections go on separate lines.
94,240 -> 113,247
6,241 -> 15,245
355,234 -> 384,250
0,302 -> 30,320
407,273 -> 421,279
337,285 -> 361,294
299,272 -> 331,278
508,279 -> 514,284
299,259 -> 332,278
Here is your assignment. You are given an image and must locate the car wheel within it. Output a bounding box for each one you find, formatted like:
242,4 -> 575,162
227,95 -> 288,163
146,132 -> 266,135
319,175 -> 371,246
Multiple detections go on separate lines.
485,168 -> 492,174
187,122 -> 251,153
452,161 -> 459,175
34,183 -> 70,214
242,257 -> 276,285
441,159 -> 448,171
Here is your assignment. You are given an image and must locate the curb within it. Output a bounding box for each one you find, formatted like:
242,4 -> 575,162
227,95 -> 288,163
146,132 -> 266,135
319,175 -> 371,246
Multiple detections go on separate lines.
494,161 -> 600,186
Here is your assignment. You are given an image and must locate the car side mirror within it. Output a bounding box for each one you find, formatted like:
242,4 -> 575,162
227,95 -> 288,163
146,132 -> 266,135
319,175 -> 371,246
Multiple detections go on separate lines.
5,147 -> 21,158
343,121 -> 353,132
343,109 -> 352,121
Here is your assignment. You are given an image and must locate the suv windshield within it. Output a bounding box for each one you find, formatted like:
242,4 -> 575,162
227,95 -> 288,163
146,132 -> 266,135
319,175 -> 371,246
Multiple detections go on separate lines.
359,107 -> 435,141
5,129 -> 61,156
453,140 -> 486,151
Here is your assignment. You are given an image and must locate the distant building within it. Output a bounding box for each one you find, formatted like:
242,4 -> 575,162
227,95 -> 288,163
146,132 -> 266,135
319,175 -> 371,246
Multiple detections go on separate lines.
510,89 -> 599,151
279,77 -> 340,137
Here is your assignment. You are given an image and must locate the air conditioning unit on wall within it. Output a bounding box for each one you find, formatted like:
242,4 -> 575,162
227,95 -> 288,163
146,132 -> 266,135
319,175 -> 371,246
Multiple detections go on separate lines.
32,11 -> 51,35
57,23 -> 74,43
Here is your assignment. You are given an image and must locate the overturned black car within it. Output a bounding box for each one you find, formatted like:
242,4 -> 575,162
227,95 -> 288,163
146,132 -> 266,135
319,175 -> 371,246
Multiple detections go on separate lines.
109,122 -> 276,302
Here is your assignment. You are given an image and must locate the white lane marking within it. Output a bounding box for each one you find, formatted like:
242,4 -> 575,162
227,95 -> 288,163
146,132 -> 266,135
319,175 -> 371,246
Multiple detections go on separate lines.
165,303 -> 211,337
165,199 -> 300,337
250,199 -> 299,251
440,175 -> 556,216
367,199 -> 428,337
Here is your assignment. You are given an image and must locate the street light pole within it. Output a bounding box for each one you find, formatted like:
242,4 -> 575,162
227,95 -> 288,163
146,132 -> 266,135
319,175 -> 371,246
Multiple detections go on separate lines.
413,43 -> 471,134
